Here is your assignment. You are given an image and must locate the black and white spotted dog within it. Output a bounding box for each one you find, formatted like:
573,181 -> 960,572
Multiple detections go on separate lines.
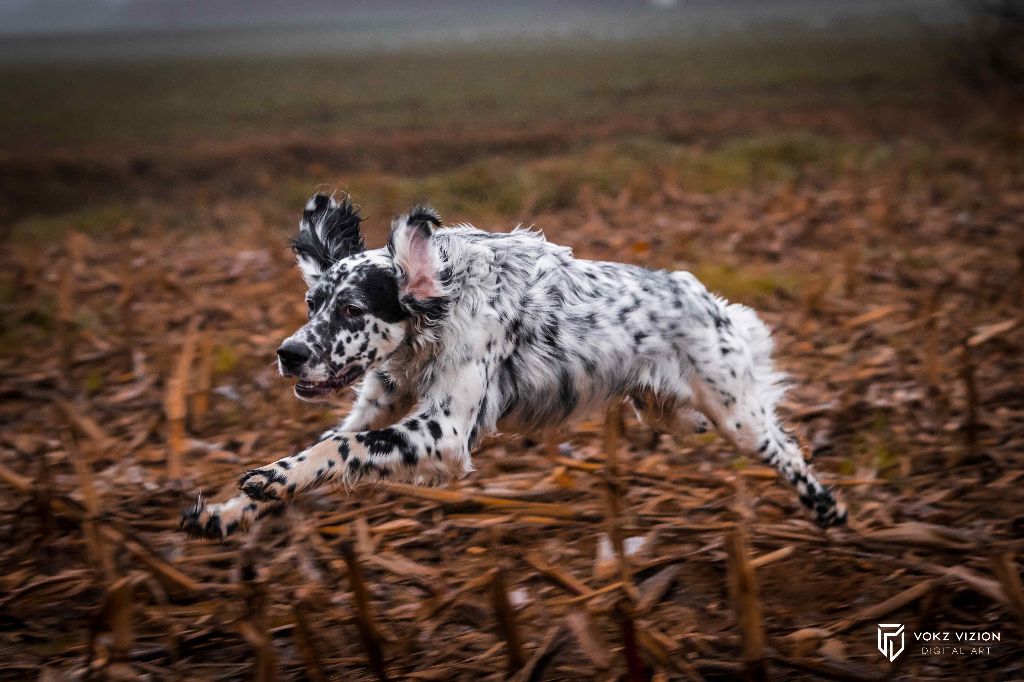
181,193 -> 846,539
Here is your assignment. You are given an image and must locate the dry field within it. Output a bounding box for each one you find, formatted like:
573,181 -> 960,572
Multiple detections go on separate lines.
1,30 -> 1023,682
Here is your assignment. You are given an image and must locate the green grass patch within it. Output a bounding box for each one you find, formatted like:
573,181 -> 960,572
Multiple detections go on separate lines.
272,131 -> 884,229
846,410 -> 906,479
0,293 -> 56,359
213,345 -> 239,374
83,369 -> 105,394
10,204 -> 132,242
691,262 -> 806,304
13,127 -> 898,243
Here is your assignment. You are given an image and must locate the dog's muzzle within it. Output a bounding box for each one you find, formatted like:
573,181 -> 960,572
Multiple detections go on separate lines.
293,362 -> 365,401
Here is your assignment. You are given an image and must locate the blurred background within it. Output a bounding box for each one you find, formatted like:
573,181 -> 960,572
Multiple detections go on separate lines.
1,1 -> 1022,680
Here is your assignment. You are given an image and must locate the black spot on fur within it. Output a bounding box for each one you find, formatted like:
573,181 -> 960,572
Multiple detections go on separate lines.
427,420 -> 443,441
361,428 -> 417,466
356,265 -> 409,324
204,514 -> 222,539
497,356 -> 521,420
339,313 -> 368,333
558,368 -> 579,417
469,395 -> 489,448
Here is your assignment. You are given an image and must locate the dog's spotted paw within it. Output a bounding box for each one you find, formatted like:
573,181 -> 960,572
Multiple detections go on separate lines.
238,467 -> 290,501
179,494 -> 280,541
814,498 -> 848,529
179,495 -> 226,540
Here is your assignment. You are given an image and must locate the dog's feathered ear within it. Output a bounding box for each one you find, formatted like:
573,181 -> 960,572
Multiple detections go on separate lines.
388,206 -> 446,305
292,193 -> 366,286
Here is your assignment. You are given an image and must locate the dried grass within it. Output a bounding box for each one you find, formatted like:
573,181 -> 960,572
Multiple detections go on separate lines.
1,105 -> 1022,680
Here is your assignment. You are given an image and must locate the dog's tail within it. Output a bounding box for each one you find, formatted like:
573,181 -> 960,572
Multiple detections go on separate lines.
726,302 -> 786,411
718,302 -> 847,528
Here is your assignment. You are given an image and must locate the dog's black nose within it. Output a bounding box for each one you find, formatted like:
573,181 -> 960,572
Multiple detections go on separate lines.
277,341 -> 311,375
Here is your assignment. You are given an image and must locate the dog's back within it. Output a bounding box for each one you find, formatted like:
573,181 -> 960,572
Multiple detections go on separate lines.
429,224 -> 845,527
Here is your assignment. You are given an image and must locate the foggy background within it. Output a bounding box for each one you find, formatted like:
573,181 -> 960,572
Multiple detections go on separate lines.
1,0 -> 962,60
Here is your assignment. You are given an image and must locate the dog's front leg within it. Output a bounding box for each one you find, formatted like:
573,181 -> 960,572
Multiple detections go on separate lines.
238,408 -> 473,501
183,373 -> 415,539
239,367 -> 486,502
320,370 -> 412,438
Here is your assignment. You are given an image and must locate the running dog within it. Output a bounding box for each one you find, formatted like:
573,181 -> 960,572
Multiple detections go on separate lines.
180,193 -> 846,539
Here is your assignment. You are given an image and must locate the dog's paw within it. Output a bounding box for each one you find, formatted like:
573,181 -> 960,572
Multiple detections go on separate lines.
179,496 -> 227,540
238,467 -> 290,501
815,498 -> 848,529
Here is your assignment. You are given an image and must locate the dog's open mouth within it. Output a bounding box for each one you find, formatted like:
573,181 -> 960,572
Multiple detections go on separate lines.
294,363 -> 364,401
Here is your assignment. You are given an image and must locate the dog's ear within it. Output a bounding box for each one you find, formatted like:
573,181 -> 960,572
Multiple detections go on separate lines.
388,206 -> 446,302
292,192 -> 366,286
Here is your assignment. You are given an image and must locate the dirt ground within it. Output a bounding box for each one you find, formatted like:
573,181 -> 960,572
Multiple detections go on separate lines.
2,55 -> 1024,681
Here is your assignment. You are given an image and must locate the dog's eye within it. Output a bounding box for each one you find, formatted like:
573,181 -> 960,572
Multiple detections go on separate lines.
344,305 -> 365,317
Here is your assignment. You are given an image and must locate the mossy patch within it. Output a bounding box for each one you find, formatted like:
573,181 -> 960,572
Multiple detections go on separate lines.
11,204 -> 132,242
692,262 -> 805,304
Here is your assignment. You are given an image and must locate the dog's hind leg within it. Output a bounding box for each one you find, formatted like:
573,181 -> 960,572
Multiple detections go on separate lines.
630,390 -> 709,436
688,301 -> 846,528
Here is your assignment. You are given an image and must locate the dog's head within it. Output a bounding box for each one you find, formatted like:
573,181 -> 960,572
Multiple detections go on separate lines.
276,192 -> 449,402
